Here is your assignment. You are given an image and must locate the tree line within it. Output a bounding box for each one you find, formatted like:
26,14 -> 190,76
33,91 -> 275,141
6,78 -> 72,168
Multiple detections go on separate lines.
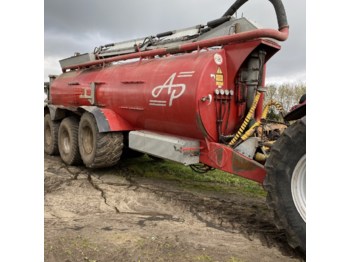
264,82 -> 306,120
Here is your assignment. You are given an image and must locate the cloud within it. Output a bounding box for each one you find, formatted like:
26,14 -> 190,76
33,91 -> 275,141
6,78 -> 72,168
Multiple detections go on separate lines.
44,55 -> 62,79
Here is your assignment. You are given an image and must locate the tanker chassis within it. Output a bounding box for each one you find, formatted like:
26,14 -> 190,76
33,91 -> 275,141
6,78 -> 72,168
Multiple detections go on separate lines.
44,0 -> 306,253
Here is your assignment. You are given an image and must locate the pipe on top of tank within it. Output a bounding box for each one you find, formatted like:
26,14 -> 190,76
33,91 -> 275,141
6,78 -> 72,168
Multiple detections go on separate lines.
62,0 -> 289,72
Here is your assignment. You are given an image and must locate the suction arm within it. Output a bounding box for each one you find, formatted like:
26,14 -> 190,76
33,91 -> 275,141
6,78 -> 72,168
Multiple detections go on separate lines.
223,0 -> 289,30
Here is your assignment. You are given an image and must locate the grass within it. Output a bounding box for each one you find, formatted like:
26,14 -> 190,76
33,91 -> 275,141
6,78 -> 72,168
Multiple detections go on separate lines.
120,155 -> 266,197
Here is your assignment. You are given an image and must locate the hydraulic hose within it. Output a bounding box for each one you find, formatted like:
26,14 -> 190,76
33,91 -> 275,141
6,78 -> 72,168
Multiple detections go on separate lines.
255,152 -> 267,162
223,0 -> 289,30
239,100 -> 285,142
228,92 -> 262,146
261,100 -> 284,119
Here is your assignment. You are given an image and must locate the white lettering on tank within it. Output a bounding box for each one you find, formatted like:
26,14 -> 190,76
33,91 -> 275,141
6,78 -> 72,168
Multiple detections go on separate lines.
150,72 -> 193,107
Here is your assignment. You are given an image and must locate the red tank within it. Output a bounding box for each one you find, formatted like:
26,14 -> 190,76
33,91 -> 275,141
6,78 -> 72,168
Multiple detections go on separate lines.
51,39 -> 280,142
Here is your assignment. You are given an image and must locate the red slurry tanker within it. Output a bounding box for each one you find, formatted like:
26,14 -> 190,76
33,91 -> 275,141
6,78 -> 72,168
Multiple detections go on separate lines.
44,0 -> 306,253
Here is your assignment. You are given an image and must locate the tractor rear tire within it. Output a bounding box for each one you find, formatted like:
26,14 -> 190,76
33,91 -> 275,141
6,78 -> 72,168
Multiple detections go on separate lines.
58,116 -> 82,165
264,117 -> 306,253
78,112 -> 123,168
44,114 -> 60,155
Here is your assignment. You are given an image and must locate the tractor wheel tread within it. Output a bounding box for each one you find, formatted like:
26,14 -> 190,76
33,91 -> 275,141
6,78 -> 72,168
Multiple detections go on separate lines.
264,117 -> 306,253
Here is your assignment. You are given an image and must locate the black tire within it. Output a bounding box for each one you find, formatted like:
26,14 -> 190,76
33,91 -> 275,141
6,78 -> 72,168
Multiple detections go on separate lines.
78,112 -> 123,168
44,114 -> 60,155
58,116 -> 82,165
264,117 -> 306,253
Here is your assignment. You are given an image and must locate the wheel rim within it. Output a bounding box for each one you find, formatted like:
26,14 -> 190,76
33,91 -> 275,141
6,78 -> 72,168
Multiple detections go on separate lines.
82,125 -> 93,154
61,129 -> 71,154
291,154 -> 306,222
45,123 -> 52,146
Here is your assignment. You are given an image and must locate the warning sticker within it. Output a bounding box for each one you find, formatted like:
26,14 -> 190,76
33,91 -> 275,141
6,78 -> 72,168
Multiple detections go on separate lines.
215,67 -> 224,87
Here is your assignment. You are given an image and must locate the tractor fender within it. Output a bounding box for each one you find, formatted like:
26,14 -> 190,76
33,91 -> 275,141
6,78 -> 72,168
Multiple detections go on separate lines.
79,106 -> 133,133
284,101 -> 306,121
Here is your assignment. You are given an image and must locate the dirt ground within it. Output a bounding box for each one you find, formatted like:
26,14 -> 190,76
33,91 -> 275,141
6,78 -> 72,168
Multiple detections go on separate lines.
44,154 -> 304,262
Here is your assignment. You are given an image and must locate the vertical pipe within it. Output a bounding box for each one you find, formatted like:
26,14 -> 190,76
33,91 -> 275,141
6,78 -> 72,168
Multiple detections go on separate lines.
255,64 -> 266,121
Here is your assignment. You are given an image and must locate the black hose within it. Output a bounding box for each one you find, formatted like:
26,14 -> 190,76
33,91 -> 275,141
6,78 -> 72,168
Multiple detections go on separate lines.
223,0 -> 248,17
268,0 -> 289,29
222,0 -> 288,30
207,16 -> 231,28
156,31 -> 173,38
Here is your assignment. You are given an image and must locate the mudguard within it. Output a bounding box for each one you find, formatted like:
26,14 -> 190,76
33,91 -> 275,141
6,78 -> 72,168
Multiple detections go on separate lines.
284,101 -> 306,121
79,106 -> 133,133
45,104 -> 67,120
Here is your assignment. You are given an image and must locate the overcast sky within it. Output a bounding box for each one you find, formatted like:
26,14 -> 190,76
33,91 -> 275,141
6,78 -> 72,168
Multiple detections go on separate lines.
44,0 -> 305,84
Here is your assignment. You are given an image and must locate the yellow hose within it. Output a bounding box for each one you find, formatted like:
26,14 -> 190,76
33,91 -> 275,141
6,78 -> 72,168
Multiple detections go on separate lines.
240,121 -> 261,141
261,100 -> 284,119
228,92 -> 261,146
255,152 -> 267,162
262,146 -> 270,152
230,99 -> 285,146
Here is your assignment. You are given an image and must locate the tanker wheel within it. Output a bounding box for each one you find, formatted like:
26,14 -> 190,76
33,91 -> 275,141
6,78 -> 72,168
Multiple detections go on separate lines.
44,114 -> 60,155
58,116 -> 82,165
264,117 -> 306,253
78,112 -> 123,168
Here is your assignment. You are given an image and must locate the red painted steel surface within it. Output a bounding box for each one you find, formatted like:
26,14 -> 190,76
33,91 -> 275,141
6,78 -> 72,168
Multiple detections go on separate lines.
51,39 -> 279,141
199,141 -> 266,183
100,108 -> 133,131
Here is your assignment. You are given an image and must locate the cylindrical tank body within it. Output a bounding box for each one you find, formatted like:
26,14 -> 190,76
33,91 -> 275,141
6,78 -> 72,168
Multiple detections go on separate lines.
50,40 -> 279,141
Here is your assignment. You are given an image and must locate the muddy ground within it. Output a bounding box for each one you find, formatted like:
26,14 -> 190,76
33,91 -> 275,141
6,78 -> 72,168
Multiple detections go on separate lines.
44,154 -> 304,262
